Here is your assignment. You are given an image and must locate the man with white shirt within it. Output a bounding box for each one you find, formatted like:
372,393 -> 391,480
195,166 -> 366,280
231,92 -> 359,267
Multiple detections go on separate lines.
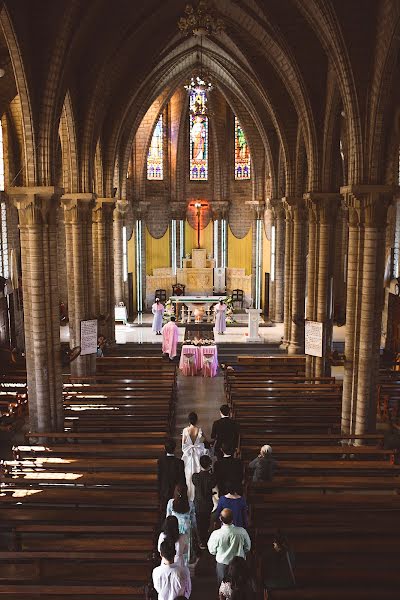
152,541 -> 191,600
207,508 -> 251,585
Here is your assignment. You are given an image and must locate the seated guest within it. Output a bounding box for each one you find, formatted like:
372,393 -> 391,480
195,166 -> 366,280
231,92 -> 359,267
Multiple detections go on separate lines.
192,455 -> 217,549
158,439 -> 186,513
214,444 -> 243,496
152,540 -> 191,600
158,516 -> 189,567
215,481 -> 248,529
211,404 -> 240,459
262,530 -> 296,596
247,445 -> 277,482
219,556 -> 256,600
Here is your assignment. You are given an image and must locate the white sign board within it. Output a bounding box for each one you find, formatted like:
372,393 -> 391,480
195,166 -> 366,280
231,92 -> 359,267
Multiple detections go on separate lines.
305,320 -> 323,357
80,319 -> 98,356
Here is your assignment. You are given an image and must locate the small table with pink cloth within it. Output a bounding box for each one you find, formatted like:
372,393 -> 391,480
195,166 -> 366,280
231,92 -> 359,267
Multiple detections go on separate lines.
179,344 -> 219,377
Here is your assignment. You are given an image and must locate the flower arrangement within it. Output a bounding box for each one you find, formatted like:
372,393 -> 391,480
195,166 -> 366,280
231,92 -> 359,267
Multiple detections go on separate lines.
224,295 -> 236,324
184,338 -> 215,346
163,299 -> 175,322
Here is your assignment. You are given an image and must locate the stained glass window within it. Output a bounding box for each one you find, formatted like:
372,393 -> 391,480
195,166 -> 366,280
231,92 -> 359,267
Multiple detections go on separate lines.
189,90 -> 208,181
235,116 -> 251,180
147,115 -> 163,180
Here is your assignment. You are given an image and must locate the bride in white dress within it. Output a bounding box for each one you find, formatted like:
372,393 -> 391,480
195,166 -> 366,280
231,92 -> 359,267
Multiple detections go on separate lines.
182,412 -> 207,501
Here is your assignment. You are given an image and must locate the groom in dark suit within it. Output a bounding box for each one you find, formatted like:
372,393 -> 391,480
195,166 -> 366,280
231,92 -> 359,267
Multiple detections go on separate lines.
211,404 -> 240,459
157,438 -> 186,513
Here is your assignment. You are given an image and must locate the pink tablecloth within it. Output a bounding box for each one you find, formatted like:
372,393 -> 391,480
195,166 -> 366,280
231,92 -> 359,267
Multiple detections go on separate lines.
179,345 -> 218,377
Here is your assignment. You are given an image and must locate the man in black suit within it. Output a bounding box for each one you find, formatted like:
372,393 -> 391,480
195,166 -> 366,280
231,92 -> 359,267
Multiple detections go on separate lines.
211,404 -> 240,459
157,438 -> 185,513
214,444 -> 243,496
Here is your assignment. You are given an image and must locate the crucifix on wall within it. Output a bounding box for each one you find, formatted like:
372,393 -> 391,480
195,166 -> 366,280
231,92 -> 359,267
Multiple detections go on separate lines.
189,200 -> 208,248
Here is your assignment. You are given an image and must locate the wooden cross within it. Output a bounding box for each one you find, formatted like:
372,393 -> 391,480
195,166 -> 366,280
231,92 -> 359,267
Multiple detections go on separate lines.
189,200 -> 208,248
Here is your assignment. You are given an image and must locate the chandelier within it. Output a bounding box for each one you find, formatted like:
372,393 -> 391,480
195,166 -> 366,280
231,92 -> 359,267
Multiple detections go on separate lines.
178,1 -> 225,37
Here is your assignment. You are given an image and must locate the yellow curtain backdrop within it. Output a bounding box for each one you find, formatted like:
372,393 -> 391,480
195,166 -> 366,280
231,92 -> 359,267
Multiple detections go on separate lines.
185,221 -> 213,257
261,228 -> 271,307
127,231 -> 136,311
145,226 -> 170,275
228,225 -> 252,275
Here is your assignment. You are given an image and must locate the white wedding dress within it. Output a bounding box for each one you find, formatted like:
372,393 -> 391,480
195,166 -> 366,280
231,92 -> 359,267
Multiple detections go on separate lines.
182,426 -> 206,501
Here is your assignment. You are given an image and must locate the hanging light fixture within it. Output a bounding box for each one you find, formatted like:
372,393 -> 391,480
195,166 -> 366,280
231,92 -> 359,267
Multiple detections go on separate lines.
183,33 -> 213,116
178,0 -> 225,37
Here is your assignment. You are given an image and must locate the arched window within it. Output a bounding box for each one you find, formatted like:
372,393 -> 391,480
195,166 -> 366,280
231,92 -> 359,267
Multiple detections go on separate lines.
189,90 -> 208,180
235,117 -> 251,180
147,114 -> 163,180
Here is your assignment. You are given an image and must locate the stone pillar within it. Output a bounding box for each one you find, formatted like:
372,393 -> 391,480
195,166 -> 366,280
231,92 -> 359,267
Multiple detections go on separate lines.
333,206 -> 348,324
283,198 -> 307,354
305,204 -> 317,378
304,193 -> 340,378
271,200 -> 285,322
113,200 -> 128,306
281,202 -> 293,347
210,201 -> 229,270
246,201 -> 265,308
62,194 -> 96,376
170,202 -> 187,273
341,206 -> 361,434
341,186 -> 392,437
92,198 -> 115,342
9,186 -> 63,432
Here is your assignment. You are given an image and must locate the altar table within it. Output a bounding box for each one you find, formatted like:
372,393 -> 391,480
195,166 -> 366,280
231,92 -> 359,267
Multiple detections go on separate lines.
179,344 -> 218,377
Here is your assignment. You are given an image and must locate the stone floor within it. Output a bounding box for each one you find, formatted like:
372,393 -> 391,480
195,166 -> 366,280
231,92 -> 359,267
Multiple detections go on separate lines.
174,372 -> 226,597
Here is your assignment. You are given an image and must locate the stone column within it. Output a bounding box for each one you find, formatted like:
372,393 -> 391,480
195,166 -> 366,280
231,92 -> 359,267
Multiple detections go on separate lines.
271,200 -> 285,322
62,194 -> 96,376
304,193 -> 340,378
333,206 -> 348,324
281,202 -> 293,347
92,198 -> 116,342
210,201 -> 229,270
9,186 -> 63,432
284,198 -> 307,354
170,202 -> 187,273
341,186 -> 392,437
341,205 -> 361,434
246,201 -> 265,308
305,203 -> 317,378
113,200 -> 128,306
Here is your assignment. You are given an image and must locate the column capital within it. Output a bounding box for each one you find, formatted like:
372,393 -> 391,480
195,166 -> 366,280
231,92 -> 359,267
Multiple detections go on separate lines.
304,192 -> 341,224
9,186 -> 63,226
114,199 -> 129,219
93,198 -> 116,222
268,198 -> 285,218
170,201 -> 187,220
61,194 -> 95,223
210,200 -> 229,220
282,197 -> 307,221
340,184 -> 394,227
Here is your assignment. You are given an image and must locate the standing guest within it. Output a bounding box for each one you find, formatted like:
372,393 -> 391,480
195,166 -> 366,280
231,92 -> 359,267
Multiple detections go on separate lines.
162,315 -> 179,360
208,508 -> 251,586
214,298 -> 228,334
157,516 -> 189,567
158,439 -> 186,514
182,411 -> 207,501
219,556 -> 256,600
192,454 -> 217,549
215,482 -> 248,529
152,540 -> 191,600
214,445 -> 243,497
211,405 -> 240,458
166,483 -> 198,564
152,297 -> 165,335
248,445 -> 278,482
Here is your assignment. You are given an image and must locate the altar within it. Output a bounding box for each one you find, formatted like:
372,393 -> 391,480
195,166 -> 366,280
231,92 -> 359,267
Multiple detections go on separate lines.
170,295 -> 226,323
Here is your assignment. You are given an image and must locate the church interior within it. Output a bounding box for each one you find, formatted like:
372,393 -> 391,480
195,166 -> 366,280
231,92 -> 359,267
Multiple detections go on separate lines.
1,0 -> 400,597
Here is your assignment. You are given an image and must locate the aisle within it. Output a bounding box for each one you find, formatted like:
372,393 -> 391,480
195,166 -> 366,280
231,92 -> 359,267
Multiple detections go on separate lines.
175,372 -> 226,597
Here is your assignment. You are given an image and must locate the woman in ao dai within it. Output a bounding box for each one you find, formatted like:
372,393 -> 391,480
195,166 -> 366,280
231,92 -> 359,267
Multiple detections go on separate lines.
214,299 -> 227,334
181,412 -> 207,502
152,298 -> 164,334
166,483 -> 197,564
